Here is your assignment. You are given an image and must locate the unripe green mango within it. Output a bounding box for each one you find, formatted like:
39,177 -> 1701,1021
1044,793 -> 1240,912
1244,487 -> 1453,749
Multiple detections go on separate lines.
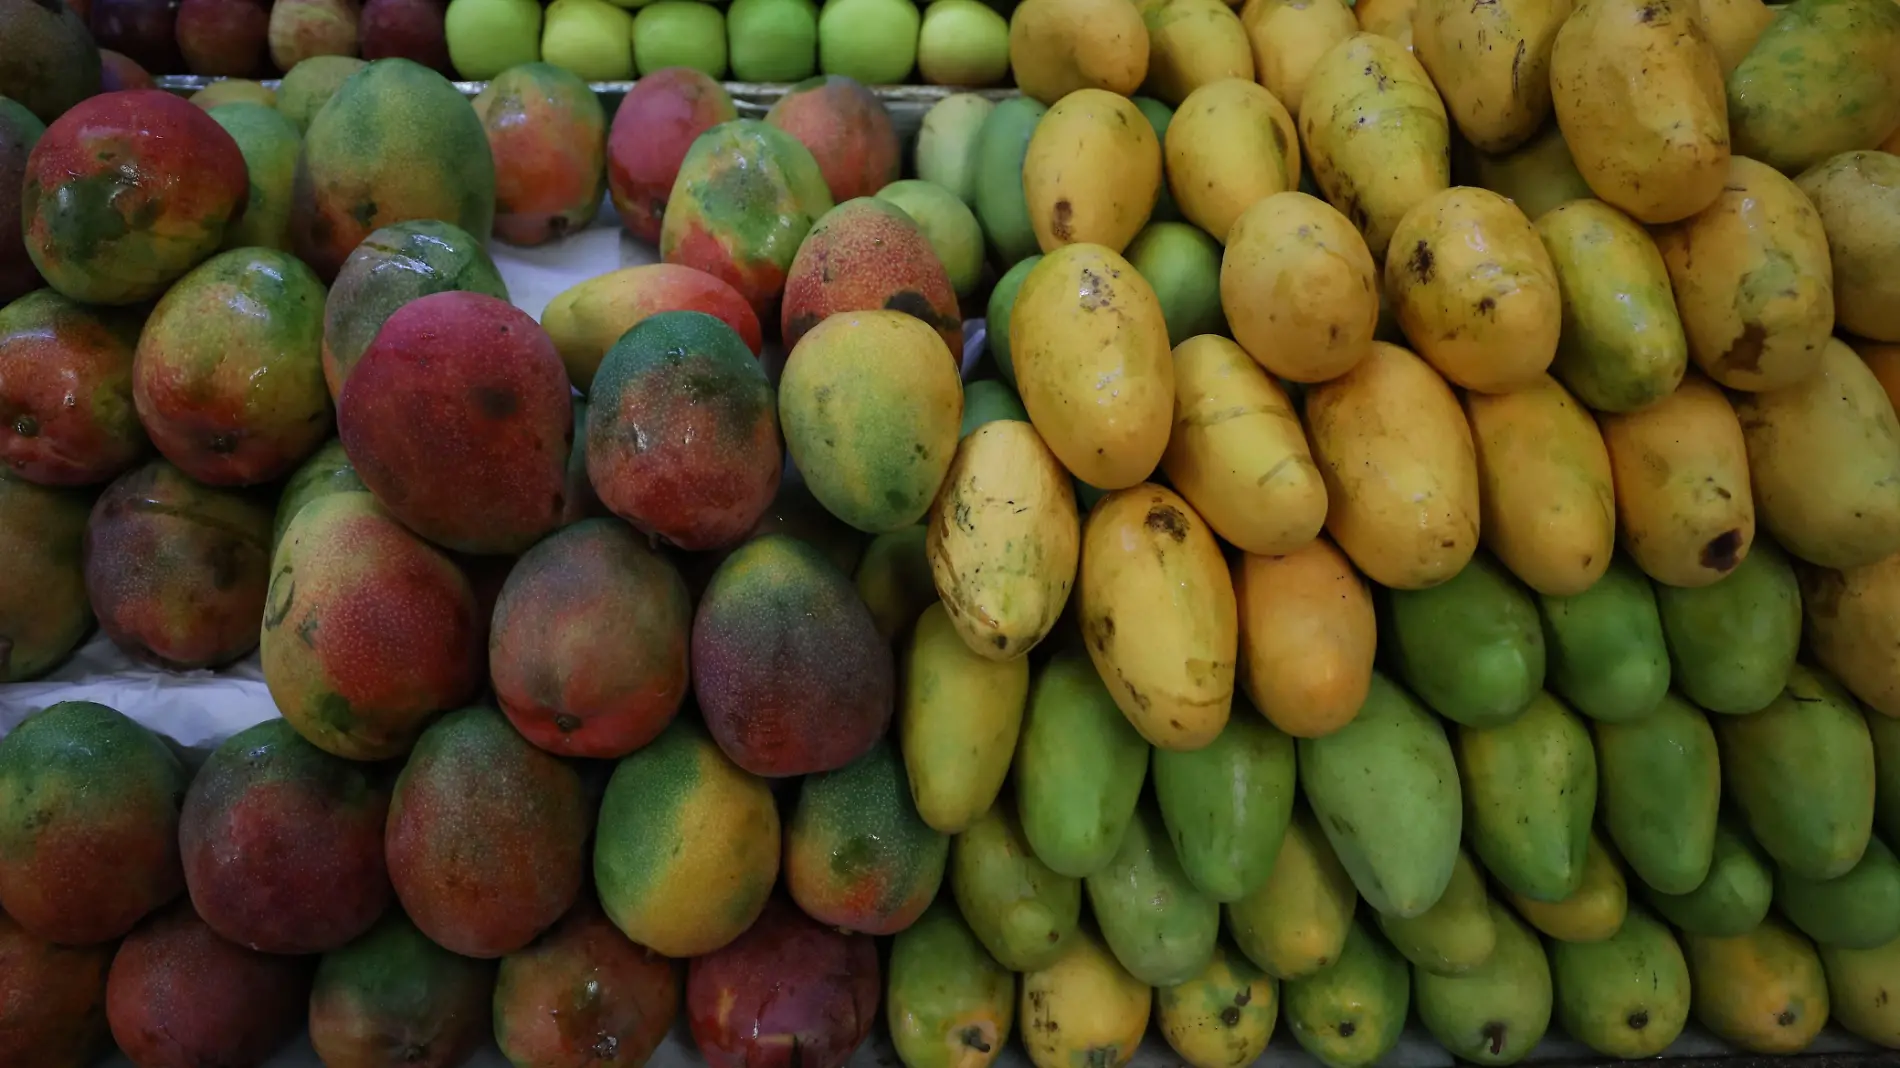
1506,832 -> 1629,944
1385,553 -> 1546,727
1152,708 -> 1297,903
1776,835 -> 1900,949
1281,920 -> 1409,1068
1084,797 -> 1219,987
1014,651 -> 1149,879
1414,902 -> 1553,1066
1537,554 -> 1671,723
1642,817 -> 1774,938
949,798 -> 1081,972
970,96 -> 1046,270
1594,692 -> 1720,895
1550,906 -> 1691,1059
1656,538 -> 1801,715
1457,692 -> 1597,903
887,899 -> 1016,1068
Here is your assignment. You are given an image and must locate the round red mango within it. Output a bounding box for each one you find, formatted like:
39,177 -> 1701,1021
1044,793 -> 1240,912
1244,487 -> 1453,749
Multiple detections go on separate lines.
0,911 -> 113,1068
494,898 -> 681,1068
340,290 -> 573,556
764,75 -> 901,204
0,290 -> 147,486
686,897 -> 880,1068
474,62 -> 606,247
22,90 -> 248,305
358,0 -> 451,71
607,67 -> 738,245
780,197 -> 963,361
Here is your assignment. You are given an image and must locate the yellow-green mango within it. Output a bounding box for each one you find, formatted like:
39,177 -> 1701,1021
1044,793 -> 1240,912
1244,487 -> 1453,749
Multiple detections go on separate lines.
1015,651 -> 1149,878
1655,537 -> 1801,715
1550,906 -> 1691,1058
1726,0 -> 1900,176
1686,915 -> 1831,1053
1822,933 -> 1900,1049
1375,849 -> 1496,976
1506,831 -> 1628,943
902,603 -> 1030,835
1593,693 -> 1720,894
1414,902 -> 1553,1065
1224,804 -> 1357,979
1086,798 -> 1220,986
888,900 -> 1016,1068
1152,708 -> 1296,903
1155,940 -> 1278,1068
950,799 -> 1082,971
1642,816 -> 1774,937
1281,920 -> 1409,1068
1777,835 -> 1900,949
1384,553 -> 1546,727
858,525 -> 938,644
1457,691 -> 1596,903
1536,555 -> 1671,723
1468,122 -> 1594,224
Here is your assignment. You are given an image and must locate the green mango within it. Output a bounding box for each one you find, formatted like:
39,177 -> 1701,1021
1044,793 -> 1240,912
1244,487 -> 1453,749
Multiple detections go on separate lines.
1131,97 -> 1183,223
1537,554 -> 1671,723
1384,553 -> 1546,727
1084,797 -> 1219,986
1015,651 -> 1149,878
858,525 -> 937,644
960,379 -> 1028,438
1469,121 -> 1593,225
887,899 -> 1016,1068
949,798 -> 1081,972
1594,693 -> 1720,895
1549,906 -> 1691,1059
1376,849 -> 1497,977
1655,538 -> 1801,715
1822,933 -> 1900,1049
1871,708 -> 1900,844
1642,816 -> 1774,938
970,96 -> 1047,270
1457,691 -> 1597,903
1715,664 -> 1877,880
984,254 -> 1039,388
902,603 -> 1030,835
1281,920 -> 1410,1068
1152,708 -> 1297,903
1414,902 -> 1553,1066
1124,221 -> 1225,346
1506,832 -> 1628,944
1298,672 -> 1462,918
1224,804 -> 1358,980
1776,835 -> 1900,950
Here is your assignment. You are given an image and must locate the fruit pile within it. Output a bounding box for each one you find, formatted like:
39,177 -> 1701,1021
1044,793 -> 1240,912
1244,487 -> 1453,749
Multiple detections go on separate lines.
6,0 -> 1900,1063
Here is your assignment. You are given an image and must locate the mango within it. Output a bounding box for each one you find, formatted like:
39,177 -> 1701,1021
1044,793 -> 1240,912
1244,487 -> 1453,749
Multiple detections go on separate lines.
887,901 -> 1015,1068
292,59 -> 495,280
902,602 -> 1030,834
1133,97 -> 1184,222
544,266 -> 762,395
1643,817 -> 1773,937
787,739 -> 949,935
765,75 -> 899,203
1018,924 -> 1151,1068
1798,150 -> 1900,344
594,717 -> 780,959
985,255 -> 1040,386
1153,708 -> 1296,902
1413,902 -> 1552,1065
494,898 -> 681,1068
1466,376 -> 1616,595
1777,836 -> 1900,949
916,93 -> 995,205
1659,545 -> 1801,717
1550,906 -> 1690,1057
781,197 -> 963,358
263,492 -> 482,762
1594,694 -> 1719,896
871,180 -> 984,297
1726,0 -> 1900,176
1281,920 -> 1409,1068
1803,552 -> 1900,719
1024,88 -> 1161,254
1385,553 -> 1547,726
607,68 -> 738,245
1239,0 -> 1356,118
1163,79 -> 1298,245
473,63 -> 604,246
1299,672 -> 1462,918
1823,934 -> 1900,1049
1085,798 -> 1220,985
1468,122 -> 1592,227
277,57 -> 365,130
1537,555 -> 1671,723
1697,0 -> 1776,74
951,798 -> 1082,971
1231,539 -> 1375,739
970,96 -> 1048,269
1457,691 -> 1596,902
272,441 -> 364,552
0,290 -> 145,486
1155,940 -> 1277,1068
1007,0 -> 1151,104
0,475 -> 90,683
208,102 -> 300,253
1686,916 -> 1830,1053
310,912 -> 497,1068
1140,0 -> 1253,105
959,380 -> 1030,437
1412,0 -> 1567,152
1219,191 -> 1378,384
0,911 -> 111,1068
1376,850 -> 1497,976
1506,832 -> 1628,943
1015,650 -> 1149,877
1223,804 -> 1355,980
687,898 -> 879,1068
723,477 -> 868,582
1716,663 -> 1877,880
0,701 -> 186,946
855,526 -> 936,643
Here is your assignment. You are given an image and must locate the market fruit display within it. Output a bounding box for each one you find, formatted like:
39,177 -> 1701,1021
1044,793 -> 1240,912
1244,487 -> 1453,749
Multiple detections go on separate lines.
6,4 -> 1900,1064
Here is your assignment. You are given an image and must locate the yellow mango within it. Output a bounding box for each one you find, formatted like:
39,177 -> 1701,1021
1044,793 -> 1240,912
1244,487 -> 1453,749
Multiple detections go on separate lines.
1020,925 -> 1152,1068
1353,0 -> 1416,50
1861,341 -> 1900,415
1299,32 -> 1451,260
902,603 -> 1032,834
1239,0 -> 1359,117
1305,341 -> 1480,589
1156,941 -> 1279,1068
1686,916 -> 1831,1054
1139,0 -> 1255,105
1822,935 -> 1900,1049
1549,0 -> 1730,224
1161,335 -> 1326,555
1231,538 -> 1375,739
1654,155 -> 1834,392
1009,244 -> 1175,489
1599,371 -> 1755,587
1024,89 -> 1161,255
1800,551 -> 1900,718
927,419 -> 1080,660
1796,150 -> 1900,344
1079,484 -> 1237,750
1165,79 -> 1300,243
1413,0 -> 1571,152
1465,375 -> 1615,596
1697,0 -> 1775,75
1506,832 -> 1629,943
1225,806 -> 1358,978
1219,191 -> 1378,384
1008,0 -> 1151,104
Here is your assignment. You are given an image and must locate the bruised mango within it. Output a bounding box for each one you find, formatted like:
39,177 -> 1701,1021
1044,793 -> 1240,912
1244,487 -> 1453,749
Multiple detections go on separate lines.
1505,832 -> 1628,943
951,798 -> 1082,972
474,63 -> 606,246
1465,375 -> 1615,595
1413,902 -> 1552,1066
0,474 -> 92,682
1656,536 -> 1801,713
887,901 -> 1015,1068
1594,693 -> 1721,895
1686,917 -> 1831,1053
902,602 -> 1031,834
1225,804 -> 1356,979
1015,650 -> 1149,878
787,739 -> 949,935
1231,539 -> 1375,739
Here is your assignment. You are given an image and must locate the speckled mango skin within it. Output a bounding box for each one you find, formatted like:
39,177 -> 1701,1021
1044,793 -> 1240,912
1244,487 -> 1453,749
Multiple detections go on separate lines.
660,119 -> 836,321
474,63 -> 606,247
272,439 -> 364,550
607,69 -> 740,246
787,739 -> 950,935
764,75 -> 903,203
133,247 -> 330,486
543,263 -> 763,394
339,290 -> 573,556
495,898 -> 682,1068
0,474 -> 94,683
208,102 -> 301,252
0,911 -> 112,1068
309,912 -> 497,1068
320,219 -> 508,401
0,701 -> 188,946
594,717 -> 782,959
586,311 -> 781,552
291,58 -> 497,281
179,718 -> 391,955
21,90 -> 249,305
386,706 -> 589,959
780,198 -> 964,358
261,492 -> 483,762
0,289 -> 146,485
490,519 -> 693,759
83,460 -> 273,670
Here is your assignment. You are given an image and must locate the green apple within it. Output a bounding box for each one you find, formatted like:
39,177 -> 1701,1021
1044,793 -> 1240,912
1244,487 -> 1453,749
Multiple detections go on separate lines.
917,0 -> 1007,86
914,92 -> 993,205
634,1 -> 728,78
817,0 -> 919,84
445,0 -> 543,79
877,179 -> 984,297
543,0 -> 636,79
728,0 -> 819,82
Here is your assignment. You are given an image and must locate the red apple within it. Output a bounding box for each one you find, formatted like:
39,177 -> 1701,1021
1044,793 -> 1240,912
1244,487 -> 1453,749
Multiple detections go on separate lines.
358,0 -> 449,72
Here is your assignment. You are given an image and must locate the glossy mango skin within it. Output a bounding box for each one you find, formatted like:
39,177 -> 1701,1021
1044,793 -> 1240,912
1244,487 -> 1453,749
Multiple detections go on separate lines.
1656,537 -> 1801,714
1164,79 -> 1298,244
950,799 -> 1082,972
1231,538 -> 1377,739
1549,906 -> 1691,1058
1015,651 -> 1150,878
1685,916 -> 1831,1054
1534,198 -> 1688,414
1085,799 -> 1221,986
1593,693 -> 1721,895
1224,805 -> 1357,979
1155,940 -> 1278,1068
902,603 -> 1031,836
1642,817 -> 1774,937
1776,836 -> 1900,950
1024,89 -> 1161,254
887,901 -> 1016,1068
1384,552 -> 1547,727
1152,708 -> 1296,902
1505,831 -> 1628,944
1413,902 -> 1553,1066
1726,0 -> 1900,176
1465,375 -> 1615,596
1219,191 -> 1379,384
1281,921 -> 1409,1068
1456,691 -> 1596,903
1412,0 -> 1569,152
1018,924 -> 1152,1068
1536,554 -> 1671,724
1374,849 -> 1497,977
1240,0 -> 1357,117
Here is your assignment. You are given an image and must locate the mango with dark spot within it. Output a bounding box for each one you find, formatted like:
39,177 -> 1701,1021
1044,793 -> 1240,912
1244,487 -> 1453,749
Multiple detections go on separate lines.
0,910 -> 113,1068
262,492 -> 483,761
495,897 -> 682,1068
1154,940 -> 1278,1068
786,738 -> 949,934
340,291 -> 573,555
781,197 -> 964,357
764,75 -> 902,203
0,98 -> 46,305
1550,906 -> 1690,1058
21,90 -> 247,305
1018,922 -> 1151,1068
543,263 -> 763,394
208,102 -> 302,252
104,901 -> 311,1068
659,119 -> 835,321
474,63 -> 606,247
1281,920 -> 1409,1068
686,896 -> 881,1068
133,247 -> 330,486
0,473 -> 92,682
886,900 -> 1016,1068
1685,915 -> 1830,1053
491,519 -> 691,759
1413,902 -> 1553,1066
387,706 -> 589,958
310,911 -> 497,1068
272,439 -> 364,551
1822,933 -> 1900,1049
693,533 -> 893,776
607,68 -> 739,245
587,311 -> 781,551
291,58 -> 496,280
179,718 -> 391,955
1655,537 -> 1800,715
